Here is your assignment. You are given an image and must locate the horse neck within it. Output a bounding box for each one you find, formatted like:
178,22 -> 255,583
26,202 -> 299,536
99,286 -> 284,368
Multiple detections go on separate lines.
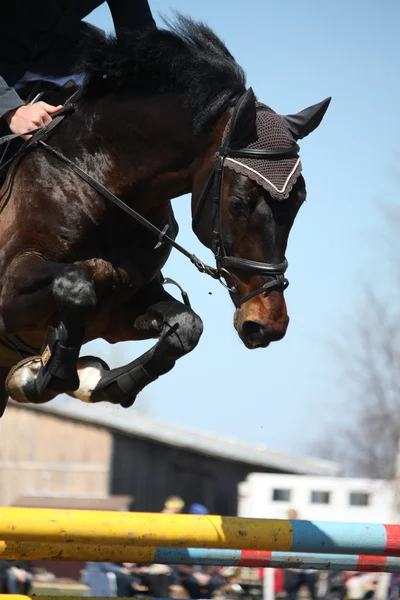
72,92 -> 221,203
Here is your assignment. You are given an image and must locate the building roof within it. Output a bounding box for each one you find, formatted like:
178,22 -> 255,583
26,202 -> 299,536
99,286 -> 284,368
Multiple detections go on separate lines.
10,399 -> 339,476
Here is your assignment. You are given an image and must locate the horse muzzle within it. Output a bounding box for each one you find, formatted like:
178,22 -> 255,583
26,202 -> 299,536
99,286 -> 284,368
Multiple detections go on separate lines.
240,319 -> 288,349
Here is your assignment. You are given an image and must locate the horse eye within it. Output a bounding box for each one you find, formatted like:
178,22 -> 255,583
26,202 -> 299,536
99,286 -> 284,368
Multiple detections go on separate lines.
229,196 -> 245,214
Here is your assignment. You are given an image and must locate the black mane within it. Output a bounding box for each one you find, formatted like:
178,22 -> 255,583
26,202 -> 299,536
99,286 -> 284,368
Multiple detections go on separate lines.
78,14 -> 246,132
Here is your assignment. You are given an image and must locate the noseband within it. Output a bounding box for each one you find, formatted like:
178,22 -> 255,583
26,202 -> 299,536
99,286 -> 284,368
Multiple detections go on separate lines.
193,140 -> 299,307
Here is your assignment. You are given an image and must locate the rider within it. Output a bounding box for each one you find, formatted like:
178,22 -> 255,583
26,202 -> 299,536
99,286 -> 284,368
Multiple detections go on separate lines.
0,1 -> 156,138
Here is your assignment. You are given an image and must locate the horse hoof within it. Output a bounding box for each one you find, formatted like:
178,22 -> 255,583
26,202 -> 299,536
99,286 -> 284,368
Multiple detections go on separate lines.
91,381 -> 138,407
68,356 -> 110,403
5,356 -> 59,404
91,363 -> 155,407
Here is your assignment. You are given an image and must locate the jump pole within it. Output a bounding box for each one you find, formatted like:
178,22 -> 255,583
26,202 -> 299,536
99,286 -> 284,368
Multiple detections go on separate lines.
1,541 -> 400,572
1,508 -> 400,556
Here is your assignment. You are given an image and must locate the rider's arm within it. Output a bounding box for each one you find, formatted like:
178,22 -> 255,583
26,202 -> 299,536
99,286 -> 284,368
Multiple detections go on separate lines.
1,74 -> 62,138
107,0 -> 156,34
0,75 -> 24,120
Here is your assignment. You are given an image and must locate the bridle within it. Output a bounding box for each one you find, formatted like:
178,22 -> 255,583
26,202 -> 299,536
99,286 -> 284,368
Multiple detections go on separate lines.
192,131 -> 300,307
1,92 -> 299,308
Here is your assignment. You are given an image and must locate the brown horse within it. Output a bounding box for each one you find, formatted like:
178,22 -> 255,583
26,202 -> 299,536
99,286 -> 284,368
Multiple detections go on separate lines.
0,17 -> 330,417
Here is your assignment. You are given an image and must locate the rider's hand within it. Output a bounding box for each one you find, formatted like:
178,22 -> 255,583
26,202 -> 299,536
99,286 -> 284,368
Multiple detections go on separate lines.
3,102 -> 63,140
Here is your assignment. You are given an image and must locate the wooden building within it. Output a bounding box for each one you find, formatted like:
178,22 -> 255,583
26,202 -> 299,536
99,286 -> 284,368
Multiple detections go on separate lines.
0,399 -> 339,514
0,404 -> 110,506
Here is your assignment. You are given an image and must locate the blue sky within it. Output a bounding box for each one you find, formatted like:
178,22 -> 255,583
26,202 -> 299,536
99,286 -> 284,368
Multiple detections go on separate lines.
81,0 -> 400,455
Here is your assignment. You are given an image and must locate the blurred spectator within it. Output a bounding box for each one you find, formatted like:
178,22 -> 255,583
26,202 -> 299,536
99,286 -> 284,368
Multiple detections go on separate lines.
344,572 -> 379,600
134,563 -> 173,598
212,567 -> 243,600
284,569 -> 318,600
390,573 -> 400,600
129,495 -> 185,597
174,503 -> 225,599
361,573 -> 379,600
0,560 -> 33,595
189,503 -> 209,515
284,509 -> 318,600
345,572 -> 367,600
317,571 -> 346,600
161,496 -> 185,514
83,562 -> 137,597
176,564 -> 225,600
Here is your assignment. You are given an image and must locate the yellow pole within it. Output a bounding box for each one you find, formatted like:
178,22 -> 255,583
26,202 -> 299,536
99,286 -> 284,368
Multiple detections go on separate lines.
0,598 -> 146,600
0,540 -> 156,562
0,508 -> 293,550
0,596 -> 31,600
0,597 -> 138,600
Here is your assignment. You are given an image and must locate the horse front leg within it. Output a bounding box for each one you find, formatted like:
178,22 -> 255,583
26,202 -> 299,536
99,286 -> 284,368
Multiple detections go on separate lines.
70,281 -> 203,407
2,256 -> 97,403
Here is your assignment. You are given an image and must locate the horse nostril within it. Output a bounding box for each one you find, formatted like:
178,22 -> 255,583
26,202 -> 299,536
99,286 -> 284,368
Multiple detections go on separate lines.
242,320 -> 268,347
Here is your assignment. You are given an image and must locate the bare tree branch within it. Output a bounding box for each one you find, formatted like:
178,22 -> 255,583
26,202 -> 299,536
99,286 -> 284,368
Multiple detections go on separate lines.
310,205 -> 400,479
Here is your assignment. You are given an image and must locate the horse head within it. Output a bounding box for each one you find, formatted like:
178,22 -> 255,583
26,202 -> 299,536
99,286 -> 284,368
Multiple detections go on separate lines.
192,89 -> 330,349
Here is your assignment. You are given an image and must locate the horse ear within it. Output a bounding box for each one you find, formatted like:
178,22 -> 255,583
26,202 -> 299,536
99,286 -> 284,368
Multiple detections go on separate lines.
227,88 -> 257,149
282,97 -> 331,140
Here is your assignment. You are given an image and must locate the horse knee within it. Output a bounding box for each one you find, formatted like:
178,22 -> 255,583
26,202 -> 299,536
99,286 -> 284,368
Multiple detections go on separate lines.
52,265 -> 97,315
165,308 -> 203,356
182,310 -> 203,351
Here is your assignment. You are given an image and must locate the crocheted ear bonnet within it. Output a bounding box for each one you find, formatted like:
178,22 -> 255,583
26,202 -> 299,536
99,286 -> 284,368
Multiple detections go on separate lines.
222,102 -> 302,200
